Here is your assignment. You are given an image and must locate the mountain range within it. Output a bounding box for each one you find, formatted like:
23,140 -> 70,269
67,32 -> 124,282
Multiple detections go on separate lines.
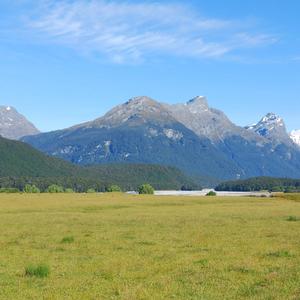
12,96 -> 299,185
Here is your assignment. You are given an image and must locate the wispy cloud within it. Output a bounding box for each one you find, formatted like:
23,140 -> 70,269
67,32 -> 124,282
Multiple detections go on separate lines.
25,0 -> 277,63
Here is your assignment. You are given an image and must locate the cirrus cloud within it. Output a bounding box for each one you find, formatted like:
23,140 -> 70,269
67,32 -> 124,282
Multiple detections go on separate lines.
26,0 -> 278,63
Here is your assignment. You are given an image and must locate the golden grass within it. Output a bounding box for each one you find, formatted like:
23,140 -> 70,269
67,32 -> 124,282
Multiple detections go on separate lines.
0,193 -> 299,299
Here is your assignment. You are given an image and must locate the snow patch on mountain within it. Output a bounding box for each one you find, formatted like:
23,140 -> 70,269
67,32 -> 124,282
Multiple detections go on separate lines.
163,129 -> 183,141
246,113 -> 284,136
290,130 -> 300,146
245,113 -> 293,145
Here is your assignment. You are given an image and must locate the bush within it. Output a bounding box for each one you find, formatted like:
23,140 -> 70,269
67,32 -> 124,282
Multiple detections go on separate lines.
65,188 -> 75,193
206,191 -> 217,196
106,185 -> 122,192
138,184 -> 154,195
86,188 -> 96,193
24,184 -> 40,193
0,187 -> 20,193
46,184 -> 64,193
25,264 -> 50,278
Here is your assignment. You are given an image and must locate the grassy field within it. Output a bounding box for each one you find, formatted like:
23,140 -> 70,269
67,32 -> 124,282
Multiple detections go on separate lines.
0,193 -> 300,299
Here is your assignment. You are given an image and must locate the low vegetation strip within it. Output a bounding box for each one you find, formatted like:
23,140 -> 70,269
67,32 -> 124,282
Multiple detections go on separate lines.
0,193 -> 299,299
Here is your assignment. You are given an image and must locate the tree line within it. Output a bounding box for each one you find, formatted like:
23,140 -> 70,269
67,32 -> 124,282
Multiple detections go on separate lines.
0,177 -> 157,194
215,177 -> 300,193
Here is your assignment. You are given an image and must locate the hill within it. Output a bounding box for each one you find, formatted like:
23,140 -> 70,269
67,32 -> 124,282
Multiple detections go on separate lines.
0,136 -> 196,191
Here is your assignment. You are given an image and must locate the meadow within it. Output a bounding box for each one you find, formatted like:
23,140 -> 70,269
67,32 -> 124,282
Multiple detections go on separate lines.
0,193 -> 299,299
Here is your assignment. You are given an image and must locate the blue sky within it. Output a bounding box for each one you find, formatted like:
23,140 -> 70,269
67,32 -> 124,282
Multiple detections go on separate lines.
0,0 -> 299,132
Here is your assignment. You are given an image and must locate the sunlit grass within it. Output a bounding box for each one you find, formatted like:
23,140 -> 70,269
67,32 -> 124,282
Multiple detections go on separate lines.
0,193 -> 299,299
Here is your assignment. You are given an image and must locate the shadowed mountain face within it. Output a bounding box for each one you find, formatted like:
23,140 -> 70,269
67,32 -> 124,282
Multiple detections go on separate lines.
22,96 -> 300,184
0,106 -> 39,140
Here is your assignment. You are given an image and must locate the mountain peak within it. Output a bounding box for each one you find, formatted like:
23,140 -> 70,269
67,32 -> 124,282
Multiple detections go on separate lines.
186,96 -> 209,111
86,96 -> 174,128
261,113 -> 284,125
0,105 -> 15,112
246,113 -> 285,132
126,96 -> 156,105
0,105 -> 40,140
246,112 -> 289,142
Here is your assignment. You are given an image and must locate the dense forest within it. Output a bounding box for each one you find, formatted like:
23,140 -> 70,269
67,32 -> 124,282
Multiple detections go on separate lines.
0,165 -> 198,192
0,136 -> 198,191
215,177 -> 300,192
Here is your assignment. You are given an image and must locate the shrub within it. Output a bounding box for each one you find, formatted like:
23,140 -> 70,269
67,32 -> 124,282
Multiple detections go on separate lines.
61,236 -> 74,243
266,250 -> 292,258
46,184 -> 64,193
106,185 -> 122,192
25,264 -> 50,278
206,191 -> 217,196
0,187 -> 20,193
24,184 -> 40,193
65,188 -> 75,193
86,188 -> 96,193
138,184 -> 154,195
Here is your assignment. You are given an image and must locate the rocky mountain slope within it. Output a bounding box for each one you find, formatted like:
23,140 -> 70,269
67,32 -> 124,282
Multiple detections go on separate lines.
0,106 -> 39,140
164,96 -> 248,141
22,96 -> 300,184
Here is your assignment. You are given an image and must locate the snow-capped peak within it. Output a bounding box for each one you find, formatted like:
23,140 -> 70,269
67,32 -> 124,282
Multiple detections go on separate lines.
245,113 -> 288,141
290,130 -> 300,146
260,113 -> 284,126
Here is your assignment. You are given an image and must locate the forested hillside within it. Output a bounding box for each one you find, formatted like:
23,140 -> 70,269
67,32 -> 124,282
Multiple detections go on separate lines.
0,136 -> 197,191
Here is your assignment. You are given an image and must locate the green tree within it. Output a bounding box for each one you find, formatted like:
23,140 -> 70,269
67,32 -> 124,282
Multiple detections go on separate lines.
106,185 -> 122,192
86,188 -> 96,193
138,184 -> 154,195
206,191 -> 217,196
24,184 -> 40,193
46,184 -> 64,193
65,188 -> 75,193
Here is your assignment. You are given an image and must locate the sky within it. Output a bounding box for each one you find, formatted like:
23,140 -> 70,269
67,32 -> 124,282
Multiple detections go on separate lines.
0,0 -> 299,132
